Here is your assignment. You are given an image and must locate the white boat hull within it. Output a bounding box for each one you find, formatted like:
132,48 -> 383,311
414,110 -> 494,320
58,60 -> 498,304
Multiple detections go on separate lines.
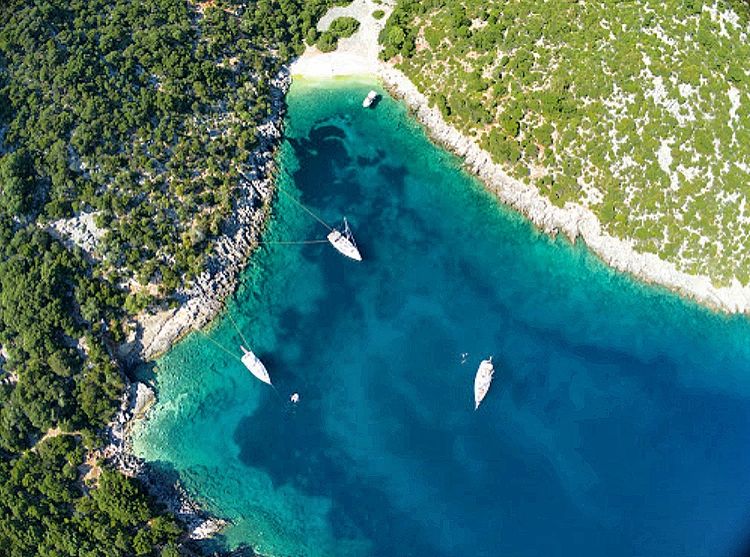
362,90 -> 379,108
241,347 -> 272,385
327,229 -> 362,261
474,358 -> 494,409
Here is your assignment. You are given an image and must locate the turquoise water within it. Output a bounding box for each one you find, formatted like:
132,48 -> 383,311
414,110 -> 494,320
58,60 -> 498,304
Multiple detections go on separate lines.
132,78 -> 750,557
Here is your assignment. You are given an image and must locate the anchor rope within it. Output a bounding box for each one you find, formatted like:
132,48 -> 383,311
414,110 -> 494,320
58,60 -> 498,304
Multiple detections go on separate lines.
258,239 -> 328,245
275,184 -> 333,232
226,309 -> 251,348
240,166 -> 336,233
198,330 -> 241,362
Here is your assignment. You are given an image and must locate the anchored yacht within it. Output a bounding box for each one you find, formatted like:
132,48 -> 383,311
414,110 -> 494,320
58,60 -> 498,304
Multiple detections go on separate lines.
327,218 -> 362,261
362,90 -> 379,108
240,346 -> 272,385
474,357 -> 494,410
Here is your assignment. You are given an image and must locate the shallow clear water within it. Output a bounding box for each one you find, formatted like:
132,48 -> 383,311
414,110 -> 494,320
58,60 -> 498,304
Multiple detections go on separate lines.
133,78 -> 750,557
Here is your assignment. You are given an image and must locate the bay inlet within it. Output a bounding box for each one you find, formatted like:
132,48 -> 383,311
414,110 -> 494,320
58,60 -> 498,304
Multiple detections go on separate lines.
132,78 -> 750,557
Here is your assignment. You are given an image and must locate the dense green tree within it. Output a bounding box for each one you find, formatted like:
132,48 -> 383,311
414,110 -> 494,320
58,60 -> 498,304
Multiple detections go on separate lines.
0,437 -> 181,557
0,0 -> 347,553
316,16 -> 360,51
0,150 -> 36,215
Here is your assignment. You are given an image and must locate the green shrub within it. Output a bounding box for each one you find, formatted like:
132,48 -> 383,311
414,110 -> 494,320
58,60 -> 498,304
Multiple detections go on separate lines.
328,16 -> 360,38
382,0 -> 750,281
317,32 -> 339,52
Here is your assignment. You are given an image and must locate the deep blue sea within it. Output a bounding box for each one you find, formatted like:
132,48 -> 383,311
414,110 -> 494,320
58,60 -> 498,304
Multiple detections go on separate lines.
132,78 -> 750,557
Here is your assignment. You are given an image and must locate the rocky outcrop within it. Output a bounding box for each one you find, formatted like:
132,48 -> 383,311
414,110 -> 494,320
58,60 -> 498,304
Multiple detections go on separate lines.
46,211 -> 104,262
377,63 -> 750,314
101,381 -> 148,478
190,517 -> 230,540
99,378 -> 229,539
0,346 -> 18,386
132,381 -> 156,418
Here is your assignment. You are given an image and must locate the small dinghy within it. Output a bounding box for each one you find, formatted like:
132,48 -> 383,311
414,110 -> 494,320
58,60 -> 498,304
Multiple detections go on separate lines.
240,346 -> 272,385
474,357 -> 494,410
327,217 -> 362,261
362,90 -> 379,108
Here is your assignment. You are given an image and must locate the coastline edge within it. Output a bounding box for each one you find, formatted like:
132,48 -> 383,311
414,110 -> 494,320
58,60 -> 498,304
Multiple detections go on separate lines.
374,63 -> 750,315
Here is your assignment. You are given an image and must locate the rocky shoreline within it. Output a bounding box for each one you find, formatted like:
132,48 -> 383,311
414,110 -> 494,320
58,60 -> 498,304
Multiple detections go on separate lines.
105,68 -> 292,543
376,63 -> 750,315
101,38 -> 750,548
98,379 -> 228,541
118,67 -> 291,364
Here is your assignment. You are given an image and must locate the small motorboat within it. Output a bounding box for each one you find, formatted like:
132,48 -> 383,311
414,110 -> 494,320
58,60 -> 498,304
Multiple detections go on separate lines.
474,357 -> 494,410
362,90 -> 379,108
290,392 -> 300,403
240,346 -> 272,385
327,217 -> 362,261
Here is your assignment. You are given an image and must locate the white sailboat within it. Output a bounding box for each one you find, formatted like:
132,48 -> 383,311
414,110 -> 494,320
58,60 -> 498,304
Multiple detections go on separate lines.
240,346 -> 272,385
474,357 -> 494,410
362,90 -> 379,108
327,217 -> 362,261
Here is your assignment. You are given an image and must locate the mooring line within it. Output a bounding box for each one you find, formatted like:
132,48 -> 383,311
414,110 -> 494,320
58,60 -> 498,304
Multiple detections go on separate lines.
275,185 -> 334,232
226,310 -> 251,349
198,330 -> 241,362
258,239 -> 328,245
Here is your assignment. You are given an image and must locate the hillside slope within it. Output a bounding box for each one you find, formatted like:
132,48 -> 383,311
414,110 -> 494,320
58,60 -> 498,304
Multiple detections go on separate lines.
381,0 -> 750,286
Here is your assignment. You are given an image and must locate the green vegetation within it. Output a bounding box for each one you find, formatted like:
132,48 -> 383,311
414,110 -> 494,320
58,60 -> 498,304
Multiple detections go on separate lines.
0,221 -> 124,451
373,9 -> 386,20
1,0 -> 339,298
317,16 -> 361,52
382,0 -> 750,284
0,0 -> 339,553
0,436 -> 182,557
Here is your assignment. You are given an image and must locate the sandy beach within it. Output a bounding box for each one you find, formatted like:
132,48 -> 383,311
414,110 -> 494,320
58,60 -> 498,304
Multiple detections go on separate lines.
290,0 -> 391,78
290,3 -> 750,315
